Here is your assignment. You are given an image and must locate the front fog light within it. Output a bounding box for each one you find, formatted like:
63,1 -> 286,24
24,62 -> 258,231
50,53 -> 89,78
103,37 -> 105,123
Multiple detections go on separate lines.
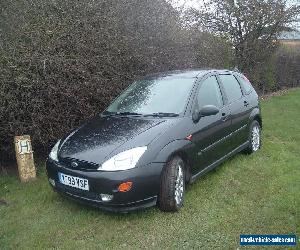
49,178 -> 55,187
100,194 -> 113,202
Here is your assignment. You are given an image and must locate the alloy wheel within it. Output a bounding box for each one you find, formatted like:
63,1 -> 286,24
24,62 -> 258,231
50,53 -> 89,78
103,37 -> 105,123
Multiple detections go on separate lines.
174,163 -> 184,205
251,125 -> 260,151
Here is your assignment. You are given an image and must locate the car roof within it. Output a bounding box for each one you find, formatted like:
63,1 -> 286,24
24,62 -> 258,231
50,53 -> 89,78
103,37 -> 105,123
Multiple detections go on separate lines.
143,69 -> 234,80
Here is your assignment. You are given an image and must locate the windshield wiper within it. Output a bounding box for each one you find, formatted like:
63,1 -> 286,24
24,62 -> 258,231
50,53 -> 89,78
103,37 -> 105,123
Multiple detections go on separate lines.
102,111 -> 142,116
103,111 -> 178,117
144,112 -> 179,117
116,111 -> 142,116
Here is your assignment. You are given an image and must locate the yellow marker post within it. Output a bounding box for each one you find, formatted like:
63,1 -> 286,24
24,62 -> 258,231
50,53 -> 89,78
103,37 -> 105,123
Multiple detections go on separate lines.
14,135 -> 36,182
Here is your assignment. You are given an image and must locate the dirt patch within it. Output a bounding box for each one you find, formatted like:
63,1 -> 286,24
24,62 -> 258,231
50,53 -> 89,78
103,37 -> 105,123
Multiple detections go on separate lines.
260,87 -> 299,100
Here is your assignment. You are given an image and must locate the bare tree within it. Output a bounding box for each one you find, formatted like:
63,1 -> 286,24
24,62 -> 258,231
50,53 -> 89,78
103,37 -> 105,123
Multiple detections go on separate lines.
186,0 -> 300,71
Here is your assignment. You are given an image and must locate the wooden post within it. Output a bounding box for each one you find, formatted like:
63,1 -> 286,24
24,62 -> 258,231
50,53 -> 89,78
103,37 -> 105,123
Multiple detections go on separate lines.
14,135 -> 36,182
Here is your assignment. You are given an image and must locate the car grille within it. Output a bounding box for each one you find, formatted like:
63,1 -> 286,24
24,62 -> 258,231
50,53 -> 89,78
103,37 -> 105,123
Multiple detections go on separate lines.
59,157 -> 99,170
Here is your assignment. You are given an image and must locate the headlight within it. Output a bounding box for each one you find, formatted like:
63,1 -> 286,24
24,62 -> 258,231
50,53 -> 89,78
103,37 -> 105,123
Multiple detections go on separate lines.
98,146 -> 147,171
49,140 -> 61,162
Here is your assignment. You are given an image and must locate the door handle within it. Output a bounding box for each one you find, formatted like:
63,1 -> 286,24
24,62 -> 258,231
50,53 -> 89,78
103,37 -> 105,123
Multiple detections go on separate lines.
221,112 -> 229,121
244,100 -> 249,107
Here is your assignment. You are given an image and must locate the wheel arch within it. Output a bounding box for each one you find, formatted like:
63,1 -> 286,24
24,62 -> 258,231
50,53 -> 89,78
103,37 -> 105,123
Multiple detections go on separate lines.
249,108 -> 262,129
253,114 -> 262,129
154,139 -> 194,184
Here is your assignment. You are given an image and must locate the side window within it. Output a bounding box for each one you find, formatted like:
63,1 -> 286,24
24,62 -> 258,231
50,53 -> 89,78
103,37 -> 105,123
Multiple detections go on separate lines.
235,74 -> 253,95
197,76 -> 223,108
219,74 -> 243,103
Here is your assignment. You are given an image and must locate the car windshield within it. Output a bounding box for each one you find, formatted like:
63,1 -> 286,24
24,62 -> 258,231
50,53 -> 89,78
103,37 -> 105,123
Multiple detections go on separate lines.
105,76 -> 195,116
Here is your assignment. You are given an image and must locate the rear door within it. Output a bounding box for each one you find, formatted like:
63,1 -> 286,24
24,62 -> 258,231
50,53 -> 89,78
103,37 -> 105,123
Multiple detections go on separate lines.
190,75 -> 231,174
218,73 -> 251,150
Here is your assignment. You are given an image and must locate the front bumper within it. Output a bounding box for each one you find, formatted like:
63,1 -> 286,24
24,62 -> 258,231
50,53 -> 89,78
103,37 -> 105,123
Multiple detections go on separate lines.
46,159 -> 164,212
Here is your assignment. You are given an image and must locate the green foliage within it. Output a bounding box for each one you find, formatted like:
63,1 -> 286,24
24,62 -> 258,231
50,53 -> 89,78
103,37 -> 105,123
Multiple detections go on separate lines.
0,0 -> 299,163
0,0 -> 232,162
1,89 -> 300,249
274,42 -> 300,88
265,57 -> 277,91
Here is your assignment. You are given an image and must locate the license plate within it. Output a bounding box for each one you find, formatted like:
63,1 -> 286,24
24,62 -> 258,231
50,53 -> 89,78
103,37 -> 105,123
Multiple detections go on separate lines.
58,172 -> 89,191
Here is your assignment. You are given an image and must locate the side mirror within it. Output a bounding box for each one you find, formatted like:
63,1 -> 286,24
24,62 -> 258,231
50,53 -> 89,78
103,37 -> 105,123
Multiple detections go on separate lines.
192,105 -> 219,123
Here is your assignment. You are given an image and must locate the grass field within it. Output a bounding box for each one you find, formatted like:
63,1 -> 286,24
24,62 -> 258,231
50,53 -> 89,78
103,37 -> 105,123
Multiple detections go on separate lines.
1,89 -> 300,249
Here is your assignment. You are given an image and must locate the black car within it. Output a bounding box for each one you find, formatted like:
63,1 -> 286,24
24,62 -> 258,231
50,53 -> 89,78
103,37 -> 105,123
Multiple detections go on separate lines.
46,69 -> 262,212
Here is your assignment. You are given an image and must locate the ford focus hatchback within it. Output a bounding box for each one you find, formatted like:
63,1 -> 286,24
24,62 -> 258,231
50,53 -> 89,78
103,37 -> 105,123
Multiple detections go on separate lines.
46,69 -> 262,212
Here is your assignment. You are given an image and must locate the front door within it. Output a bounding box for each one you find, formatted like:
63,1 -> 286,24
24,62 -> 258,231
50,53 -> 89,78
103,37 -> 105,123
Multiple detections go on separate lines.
190,75 -> 232,175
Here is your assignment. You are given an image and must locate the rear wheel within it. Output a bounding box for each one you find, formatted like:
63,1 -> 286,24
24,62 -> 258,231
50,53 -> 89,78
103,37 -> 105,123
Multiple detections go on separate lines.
245,120 -> 261,154
159,156 -> 185,212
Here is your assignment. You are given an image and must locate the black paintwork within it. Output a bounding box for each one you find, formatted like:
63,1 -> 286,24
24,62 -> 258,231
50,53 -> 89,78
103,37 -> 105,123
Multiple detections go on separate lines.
46,69 -> 262,212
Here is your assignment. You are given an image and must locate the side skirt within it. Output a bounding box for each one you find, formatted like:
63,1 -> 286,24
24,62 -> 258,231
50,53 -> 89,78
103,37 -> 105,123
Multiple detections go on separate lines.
190,141 -> 249,183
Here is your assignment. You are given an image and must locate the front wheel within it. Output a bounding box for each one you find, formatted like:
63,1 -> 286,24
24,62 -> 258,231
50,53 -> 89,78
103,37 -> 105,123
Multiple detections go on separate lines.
245,120 -> 261,154
159,156 -> 185,212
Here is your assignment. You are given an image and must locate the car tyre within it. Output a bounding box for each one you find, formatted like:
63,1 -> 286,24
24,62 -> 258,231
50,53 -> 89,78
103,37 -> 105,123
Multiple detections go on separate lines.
159,156 -> 185,212
245,120 -> 261,154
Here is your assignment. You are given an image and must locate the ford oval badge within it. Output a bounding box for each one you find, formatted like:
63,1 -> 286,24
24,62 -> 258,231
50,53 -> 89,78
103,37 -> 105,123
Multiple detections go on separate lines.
71,161 -> 78,168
